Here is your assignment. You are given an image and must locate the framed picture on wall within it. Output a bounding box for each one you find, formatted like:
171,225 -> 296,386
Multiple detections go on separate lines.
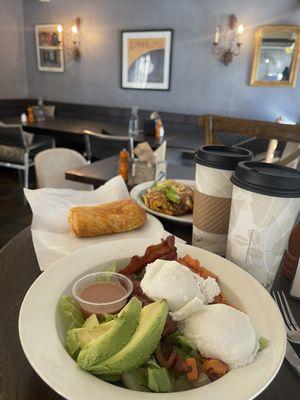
121,29 -> 173,90
35,24 -> 64,72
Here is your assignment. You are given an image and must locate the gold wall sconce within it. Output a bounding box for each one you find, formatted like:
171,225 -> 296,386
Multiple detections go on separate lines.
71,17 -> 81,61
213,14 -> 244,65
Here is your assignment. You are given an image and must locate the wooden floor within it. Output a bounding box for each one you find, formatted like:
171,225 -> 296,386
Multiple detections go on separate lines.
0,169 -> 32,249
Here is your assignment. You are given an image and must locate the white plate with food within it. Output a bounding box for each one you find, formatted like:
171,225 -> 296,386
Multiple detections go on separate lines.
130,180 -> 194,224
19,236 -> 285,400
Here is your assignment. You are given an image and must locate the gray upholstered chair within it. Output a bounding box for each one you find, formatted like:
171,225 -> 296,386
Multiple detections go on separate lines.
0,122 -> 55,188
83,129 -> 131,161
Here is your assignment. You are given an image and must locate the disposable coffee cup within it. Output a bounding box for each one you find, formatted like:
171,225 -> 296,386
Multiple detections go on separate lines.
227,162 -> 300,290
193,145 -> 253,255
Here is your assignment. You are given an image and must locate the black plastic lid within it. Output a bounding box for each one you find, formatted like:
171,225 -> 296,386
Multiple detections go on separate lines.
231,161 -> 300,198
194,145 -> 253,170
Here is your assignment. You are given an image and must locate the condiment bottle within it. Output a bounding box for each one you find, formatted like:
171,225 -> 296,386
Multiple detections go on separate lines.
27,107 -> 34,123
155,117 -> 164,139
128,107 -> 139,136
118,148 -> 129,182
151,111 -> 164,139
20,113 -> 27,125
36,97 -> 45,122
282,222 -> 300,280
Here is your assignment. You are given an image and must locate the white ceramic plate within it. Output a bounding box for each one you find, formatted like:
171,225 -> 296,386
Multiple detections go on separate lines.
130,180 -> 194,224
19,239 -> 286,400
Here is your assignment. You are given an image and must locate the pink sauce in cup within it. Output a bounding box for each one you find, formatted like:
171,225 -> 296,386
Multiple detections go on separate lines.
72,272 -> 133,317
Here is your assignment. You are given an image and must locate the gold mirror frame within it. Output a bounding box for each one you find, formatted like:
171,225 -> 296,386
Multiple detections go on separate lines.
250,25 -> 300,88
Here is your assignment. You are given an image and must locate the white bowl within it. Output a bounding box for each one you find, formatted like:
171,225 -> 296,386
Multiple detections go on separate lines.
19,239 -> 286,400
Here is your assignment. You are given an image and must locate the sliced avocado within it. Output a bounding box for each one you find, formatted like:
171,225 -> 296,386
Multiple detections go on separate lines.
77,297 -> 142,371
83,314 -> 99,329
90,300 -> 169,375
66,320 -> 114,358
75,320 -> 115,348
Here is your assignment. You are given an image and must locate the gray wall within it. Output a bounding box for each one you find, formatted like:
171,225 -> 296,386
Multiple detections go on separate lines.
0,0 -> 27,98
23,0 -> 300,121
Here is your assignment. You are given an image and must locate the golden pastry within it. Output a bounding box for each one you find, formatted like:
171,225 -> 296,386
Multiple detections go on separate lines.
68,199 -> 146,238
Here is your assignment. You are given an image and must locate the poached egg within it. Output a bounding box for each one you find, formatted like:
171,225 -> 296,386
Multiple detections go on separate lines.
140,259 -> 206,311
179,303 -> 259,368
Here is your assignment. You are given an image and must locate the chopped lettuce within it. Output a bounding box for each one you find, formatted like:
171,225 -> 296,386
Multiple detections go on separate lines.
105,261 -> 117,273
122,368 -> 150,392
96,262 -> 118,282
146,358 -> 160,369
258,337 -> 269,352
169,331 -> 198,359
147,366 -> 172,393
65,329 -> 81,359
121,359 -> 172,393
59,295 -> 85,330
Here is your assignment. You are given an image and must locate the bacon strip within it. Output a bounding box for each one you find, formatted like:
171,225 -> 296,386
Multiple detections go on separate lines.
177,254 -> 219,281
130,278 -> 153,305
120,235 -> 177,275
155,339 -> 192,374
155,339 -> 177,368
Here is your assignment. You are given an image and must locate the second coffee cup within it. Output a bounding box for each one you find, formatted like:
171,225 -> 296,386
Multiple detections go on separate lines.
193,145 -> 253,255
226,162 -> 300,290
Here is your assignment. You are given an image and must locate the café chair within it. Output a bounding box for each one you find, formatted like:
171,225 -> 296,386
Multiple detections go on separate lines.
83,129 -> 131,161
200,114 -> 300,164
35,148 -> 92,190
0,122 -> 55,189
277,142 -> 300,169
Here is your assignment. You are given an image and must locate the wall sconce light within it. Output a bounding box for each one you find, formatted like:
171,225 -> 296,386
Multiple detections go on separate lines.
71,17 -> 81,61
213,14 -> 244,65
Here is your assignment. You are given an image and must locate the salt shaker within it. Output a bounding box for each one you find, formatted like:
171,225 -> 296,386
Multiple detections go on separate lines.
20,113 -> 27,125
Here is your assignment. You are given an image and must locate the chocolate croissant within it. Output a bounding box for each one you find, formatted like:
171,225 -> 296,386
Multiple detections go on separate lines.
68,199 -> 147,238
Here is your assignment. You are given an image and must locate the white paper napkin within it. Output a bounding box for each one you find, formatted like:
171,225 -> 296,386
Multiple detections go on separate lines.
154,140 -> 167,162
25,176 -> 167,271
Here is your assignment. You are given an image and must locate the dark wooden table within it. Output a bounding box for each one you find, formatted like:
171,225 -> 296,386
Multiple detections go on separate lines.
0,226 -> 299,400
65,155 -> 195,187
2,116 -> 182,150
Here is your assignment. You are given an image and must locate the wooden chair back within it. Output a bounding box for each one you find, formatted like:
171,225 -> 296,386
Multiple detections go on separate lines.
200,114 -> 300,145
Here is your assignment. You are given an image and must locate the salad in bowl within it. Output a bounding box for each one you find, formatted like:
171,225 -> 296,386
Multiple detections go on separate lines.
58,235 -> 269,393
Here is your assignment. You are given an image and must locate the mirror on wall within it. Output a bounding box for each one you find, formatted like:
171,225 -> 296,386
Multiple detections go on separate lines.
250,25 -> 300,87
